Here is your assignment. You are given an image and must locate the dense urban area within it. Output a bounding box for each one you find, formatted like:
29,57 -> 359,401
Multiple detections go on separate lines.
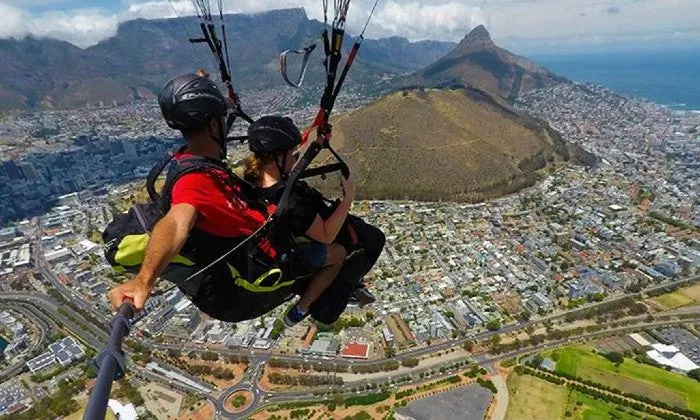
1,79 -> 699,420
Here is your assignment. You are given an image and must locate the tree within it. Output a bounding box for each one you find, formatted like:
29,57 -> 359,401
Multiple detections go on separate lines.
384,347 -> 396,358
270,319 -> 285,339
688,368 -> 700,382
463,340 -> 475,352
201,351 -> 219,361
401,358 -> 419,368
486,319 -> 501,331
604,352 -> 624,366
518,311 -> 531,322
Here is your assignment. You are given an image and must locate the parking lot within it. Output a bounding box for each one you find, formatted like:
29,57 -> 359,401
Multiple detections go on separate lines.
653,327 -> 700,364
0,380 -> 30,415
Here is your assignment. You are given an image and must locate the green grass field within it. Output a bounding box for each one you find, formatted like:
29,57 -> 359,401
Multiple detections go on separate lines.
565,390 -> 659,420
652,293 -> 694,310
651,284 -> 700,310
505,373 -> 568,420
553,346 -> 700,413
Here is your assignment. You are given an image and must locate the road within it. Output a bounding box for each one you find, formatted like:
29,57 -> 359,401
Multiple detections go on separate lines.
34,238 -> 111,325
149,275 -> 699,373
0,304 -> 53,381
241,317 -> 699,418
487,366 -> 508,420
3,256 -> 696,419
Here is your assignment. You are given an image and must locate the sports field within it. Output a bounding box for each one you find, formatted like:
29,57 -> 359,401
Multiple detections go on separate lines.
505,373 -> 568,420
553,346 -> 700,413
651,284 -> 700,310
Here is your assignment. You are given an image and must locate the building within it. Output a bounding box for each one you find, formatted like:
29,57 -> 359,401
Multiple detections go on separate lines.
44,247 -> 72,263
386,314 -> 414,345
143,305 -> 176,335
0,227 -> 20,241
302,332 -> 339,357
340,342 -> 370,359
540,358 -> 556,371
206,321 -> 230,343
57,193 -> 80,207
48,337 -> 85,366
4,338 -> 27,358
526,292 -> 553,312
646,343 -> 699,373
13,244 -> 31,268
145,362 -> 212,394
301,325 -> 318,351
381,326 -> 394,347
27,351 -> 57,374
163,300 -> 201,339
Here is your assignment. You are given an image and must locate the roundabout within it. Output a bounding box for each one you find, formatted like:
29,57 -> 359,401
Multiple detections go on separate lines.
224,389 -> 255,414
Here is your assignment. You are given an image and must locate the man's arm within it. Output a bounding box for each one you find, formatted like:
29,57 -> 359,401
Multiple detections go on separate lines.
108,204 -> 197,310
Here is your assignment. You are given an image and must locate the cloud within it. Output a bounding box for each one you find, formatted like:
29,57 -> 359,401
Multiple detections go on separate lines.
372,1 -> 486,41
120,0 -> 324,21
0,4 -> 28,39
0,0 -> 699,51
121,0 -> 194,20
0,3 -> 118,47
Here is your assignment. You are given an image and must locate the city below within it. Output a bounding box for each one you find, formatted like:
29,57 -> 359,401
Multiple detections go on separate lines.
1,80 -> 699,419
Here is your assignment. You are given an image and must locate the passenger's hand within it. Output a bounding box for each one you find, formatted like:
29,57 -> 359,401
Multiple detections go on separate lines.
108,276 -> 151,312
341,173 -> 355,201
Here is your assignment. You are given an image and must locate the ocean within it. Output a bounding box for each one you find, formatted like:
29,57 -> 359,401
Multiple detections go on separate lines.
530,49 -> 700,110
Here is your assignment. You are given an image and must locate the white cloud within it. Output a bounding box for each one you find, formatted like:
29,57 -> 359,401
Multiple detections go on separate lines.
371,1 -> 486,41
0,0 -> 698,50
31,9 -> 118,47
0,4 -> 28,39
0,3 -> 117,47
120,0 -> 324,21
121,0 -> 193,20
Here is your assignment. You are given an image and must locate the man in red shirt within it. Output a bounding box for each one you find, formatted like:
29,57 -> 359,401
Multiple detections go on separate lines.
108,74 -> 267,312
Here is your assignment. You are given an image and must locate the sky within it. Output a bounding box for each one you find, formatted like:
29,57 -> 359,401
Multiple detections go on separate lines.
0,0 -> 698,54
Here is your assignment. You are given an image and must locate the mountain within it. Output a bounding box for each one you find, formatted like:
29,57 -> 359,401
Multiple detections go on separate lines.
325,87 -> 583,202
317,26 -> 595,203
398,25 -> 566,102
0,8 -> 454,110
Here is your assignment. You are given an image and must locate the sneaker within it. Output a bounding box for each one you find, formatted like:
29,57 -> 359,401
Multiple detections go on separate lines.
353,287 -> 376,308
283,304 -> 308,327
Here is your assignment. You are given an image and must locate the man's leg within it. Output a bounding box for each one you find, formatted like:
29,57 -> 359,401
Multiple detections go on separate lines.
283,243 -> 345,326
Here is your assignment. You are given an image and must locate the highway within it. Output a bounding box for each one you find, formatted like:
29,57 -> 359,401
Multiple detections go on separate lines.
0,292 -> 109,346
0,304 -> 53,381
150,275 -> 699,372
2,258 -> 696,419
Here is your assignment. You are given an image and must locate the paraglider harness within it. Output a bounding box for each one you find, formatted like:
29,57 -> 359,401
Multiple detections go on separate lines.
102,145 -> 314,321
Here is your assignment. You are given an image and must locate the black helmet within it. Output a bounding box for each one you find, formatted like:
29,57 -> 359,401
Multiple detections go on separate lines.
248,116 -> 301,155
158,74 -> 228,132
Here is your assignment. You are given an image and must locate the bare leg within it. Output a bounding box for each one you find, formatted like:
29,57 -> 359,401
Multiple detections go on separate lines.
297,243 -> 346,312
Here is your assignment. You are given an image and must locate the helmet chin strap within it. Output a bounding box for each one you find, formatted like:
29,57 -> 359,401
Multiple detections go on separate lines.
207,118 -> 228,160
275,152 -> 289,181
